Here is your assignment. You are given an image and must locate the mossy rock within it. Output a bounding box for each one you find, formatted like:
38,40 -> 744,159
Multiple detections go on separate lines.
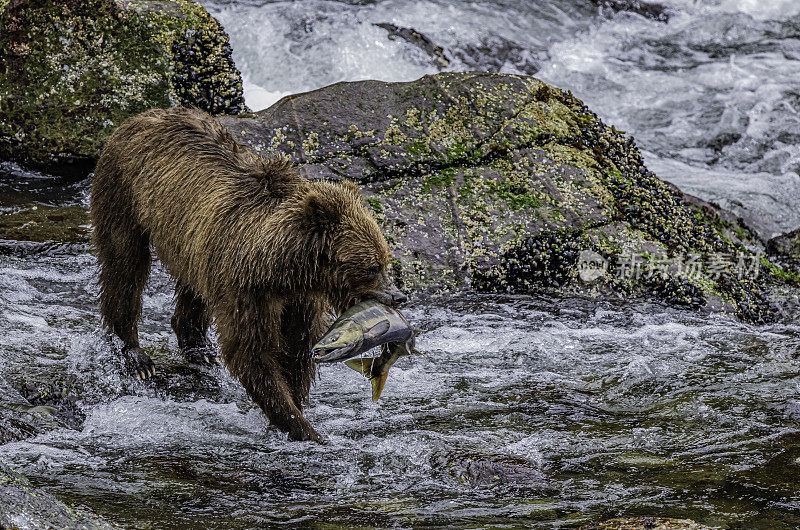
579,518 -> 714,530
0,205 -> 90,243
767,226 -> 800,273
220,72 -> 790,322
0,459 -> 116,528
0,0 -> 245,174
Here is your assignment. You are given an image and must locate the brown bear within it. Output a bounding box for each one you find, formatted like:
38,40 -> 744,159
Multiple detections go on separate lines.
90,107 -> 406,442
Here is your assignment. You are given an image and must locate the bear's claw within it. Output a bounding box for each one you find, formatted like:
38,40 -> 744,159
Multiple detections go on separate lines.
123,348 -> 156,381
184,346 -> 220,367
288,423 -> 324,444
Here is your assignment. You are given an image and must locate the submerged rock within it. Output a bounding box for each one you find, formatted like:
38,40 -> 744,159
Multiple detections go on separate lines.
0,205 -> 89,243
0,375 -> 63,444
219,72 -> 792,322
580,517 -> 713,529
0,0 -> 245,174
435,451 -> 553,490
374,23 -> 450,69
589,0 -> 671,22
451,35 -> 544,76
0,459 -> 115,529
0,205 -> 90,255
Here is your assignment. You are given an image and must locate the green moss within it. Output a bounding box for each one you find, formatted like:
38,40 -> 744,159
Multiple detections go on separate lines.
365,197 -> 383,214
0,0 -> 244,172
482,178 -> 543,211
0,206 -> 89,243
422,167 -> 457,191
761,256 -> 800,284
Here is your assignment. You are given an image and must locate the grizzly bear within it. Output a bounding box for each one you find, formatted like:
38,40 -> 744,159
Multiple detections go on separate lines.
91,107 -> 406,442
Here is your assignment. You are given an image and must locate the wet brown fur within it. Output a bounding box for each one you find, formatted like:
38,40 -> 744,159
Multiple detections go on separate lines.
91,107 -> 393,442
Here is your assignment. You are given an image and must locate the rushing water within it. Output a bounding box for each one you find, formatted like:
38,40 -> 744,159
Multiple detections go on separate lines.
3,0 -> 800,528
2,238 -> 800,527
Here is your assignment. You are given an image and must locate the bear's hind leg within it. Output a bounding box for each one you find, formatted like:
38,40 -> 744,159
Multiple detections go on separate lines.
95,221 -> 155,380
171,283 -> 217,366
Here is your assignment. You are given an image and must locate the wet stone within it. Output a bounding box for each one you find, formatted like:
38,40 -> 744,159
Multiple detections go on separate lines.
580,517 -> 713,530
0,459 -> 115,529
0,0 -> 245,174
436,451 -> 554,491
0,205 -> 90,244
0,375 -> 60,444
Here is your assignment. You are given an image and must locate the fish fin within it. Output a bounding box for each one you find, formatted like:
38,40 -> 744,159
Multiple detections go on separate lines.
371,372 -> 390,402
364,319 -> 390,338
345,357 -> 374,378
412,348 -> 426,357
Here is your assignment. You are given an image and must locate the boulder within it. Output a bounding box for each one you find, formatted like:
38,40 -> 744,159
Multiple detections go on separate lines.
0,459 -> 115,529
767,226 -> 800,274
0,0 -> 245,175
219,72 -> 789,323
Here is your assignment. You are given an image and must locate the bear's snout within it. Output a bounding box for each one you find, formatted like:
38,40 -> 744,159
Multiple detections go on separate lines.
370,281 -> 407,307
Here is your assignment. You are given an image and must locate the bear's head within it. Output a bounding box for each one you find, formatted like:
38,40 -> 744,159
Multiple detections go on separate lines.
300,180 -> 406,312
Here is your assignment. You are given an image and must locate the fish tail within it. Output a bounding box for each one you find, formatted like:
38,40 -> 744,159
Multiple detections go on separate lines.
371,372 -> 390,402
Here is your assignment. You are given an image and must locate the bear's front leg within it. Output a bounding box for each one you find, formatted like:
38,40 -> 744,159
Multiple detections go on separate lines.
216,298 -> 323,443
239,362 -> 323,443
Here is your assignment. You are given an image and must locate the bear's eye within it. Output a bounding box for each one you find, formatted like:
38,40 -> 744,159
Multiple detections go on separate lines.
367,264 -> 382,277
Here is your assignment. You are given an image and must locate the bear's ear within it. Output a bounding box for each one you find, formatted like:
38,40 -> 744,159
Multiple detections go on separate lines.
302,191 -> 341,230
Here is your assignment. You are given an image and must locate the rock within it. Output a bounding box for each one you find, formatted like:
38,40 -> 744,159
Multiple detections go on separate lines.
451,35 -> 545,76
0,205 -> 90,255
0,0 -> 245,175
580,517 -> 713,530
435,451 -> 553,490
589,0 -> 671,22
0,375 -> 63,444
0,459 -> 116,529
374,23 -> 450,69
0,205 -> 90,243
767,227 -> 800,270
764,227 -> 800,293
219,72 -> 789,323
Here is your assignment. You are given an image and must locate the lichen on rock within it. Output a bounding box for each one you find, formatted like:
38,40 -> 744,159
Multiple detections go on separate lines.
0,0 -> 245,174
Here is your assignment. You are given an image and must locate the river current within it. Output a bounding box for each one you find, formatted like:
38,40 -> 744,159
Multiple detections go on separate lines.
1,0 -> 800,528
